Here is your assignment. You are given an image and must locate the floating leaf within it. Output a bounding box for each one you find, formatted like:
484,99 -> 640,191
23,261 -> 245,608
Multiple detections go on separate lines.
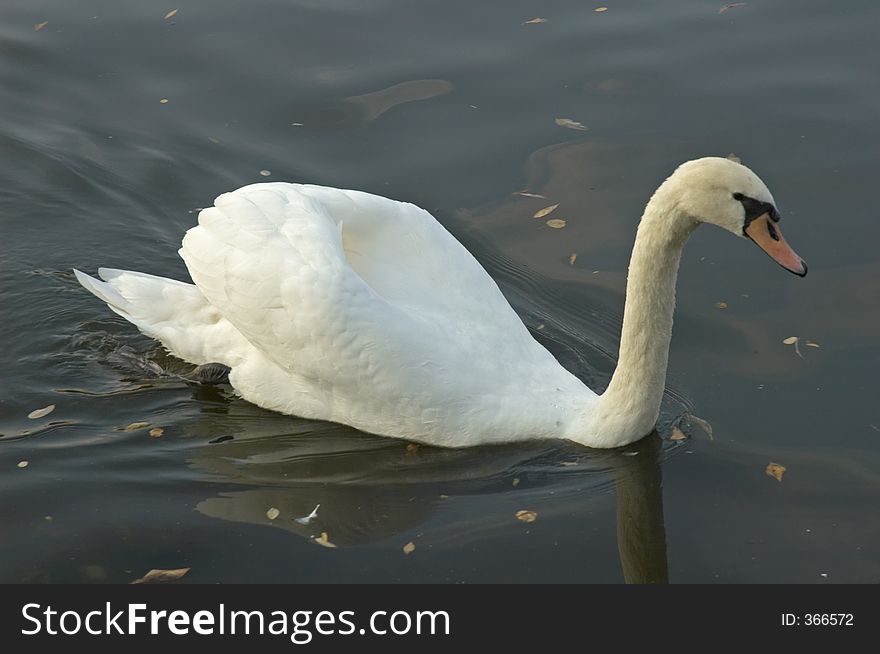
117,422 -> 150,431
560,461 -> 578,467
512,477 -> 520,487
259,169 -> 271,177
406,443 -> 420,454
719,2 -> 747,13
164,9 -> 179,20
295,504 -> 320,525
568,253 -> 577,265
313,532 -> 337,548
715,301 -> 728,309
805,340 -> 820,348
555,117 -> 588,131
594,6 -> 608,12
765,462 -> 786,482
148,427 -> 164,438
546,218 -> 567,229
131,567 -> 190,584
533,203 -> 559,219
522,17 -> 547,25
28,404 -> 55,420
782,336 -> 798,345
159,98 -> 169,104
34,21 -> 49,31
403,541 -> 416,554
514,190 -> 546,199
17,460 -> 29,468
266,507 -> 280,520
670,426 -> 687,442
515,509 -> 538,523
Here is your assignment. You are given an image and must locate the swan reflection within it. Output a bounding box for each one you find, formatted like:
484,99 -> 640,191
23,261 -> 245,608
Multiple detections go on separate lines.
187,402 -> 670,582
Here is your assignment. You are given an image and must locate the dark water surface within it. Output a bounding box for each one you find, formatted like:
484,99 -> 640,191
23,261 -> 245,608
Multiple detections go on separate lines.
2,0 -> 879,583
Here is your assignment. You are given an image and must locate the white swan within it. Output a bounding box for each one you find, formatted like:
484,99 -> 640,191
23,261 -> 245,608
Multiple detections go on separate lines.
74,157 -> 805,448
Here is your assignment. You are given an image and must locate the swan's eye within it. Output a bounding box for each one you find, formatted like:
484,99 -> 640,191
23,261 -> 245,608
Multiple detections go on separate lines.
767,221 -> 780,242
732,192 -> 745,201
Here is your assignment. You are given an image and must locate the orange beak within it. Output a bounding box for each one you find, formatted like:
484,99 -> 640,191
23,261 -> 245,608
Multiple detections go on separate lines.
744,213 -> 807,277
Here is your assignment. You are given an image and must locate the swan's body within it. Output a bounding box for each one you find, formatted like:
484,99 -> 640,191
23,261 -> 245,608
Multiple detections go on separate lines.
75,157 -> 805,448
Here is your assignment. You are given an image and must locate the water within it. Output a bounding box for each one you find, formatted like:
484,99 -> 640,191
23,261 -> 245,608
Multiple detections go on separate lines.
2,0 -> 879,583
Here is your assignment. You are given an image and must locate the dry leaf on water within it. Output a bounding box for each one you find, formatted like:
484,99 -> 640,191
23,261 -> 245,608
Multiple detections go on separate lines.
512,477 -> 520,487
164,9 -> 179,20
159,98 -> 169,104
594,6 -> 608,12
405,443 -> 420,454
670,426 -> 687,441
546,218 -> 567,229
555,118 -> 588,131
533,204 -> 559,219
719,2 -> 747,13
266,507 -> 280,520
28,404 -> 55,420
515,509 -> 538,523
766,462 -> 786,482
117,422 -> 150,431
514,190 -> 545,199
805,340 -> 821,348
522,17 -> 547,25
148,427 -> 164,438
313,532 -> 337,548
402,541 -> 416,554
34,21 -> 49,31
17,460 -> 29,468
568,253 -> 577,265
131,567 -> 190,584
715,301 -> 728,309
259,170 -> 271,177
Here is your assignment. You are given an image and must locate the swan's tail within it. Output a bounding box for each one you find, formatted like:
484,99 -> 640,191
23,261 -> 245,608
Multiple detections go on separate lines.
73,268 -> 247,366
73,268 -> 138,322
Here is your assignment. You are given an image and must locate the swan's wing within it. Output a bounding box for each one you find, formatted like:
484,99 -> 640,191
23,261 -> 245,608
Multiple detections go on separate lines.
289,183 -> 524,330
180,183 -> 532,371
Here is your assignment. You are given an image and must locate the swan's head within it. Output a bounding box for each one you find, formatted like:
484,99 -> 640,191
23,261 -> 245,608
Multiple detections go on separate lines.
669,157 -> 807,276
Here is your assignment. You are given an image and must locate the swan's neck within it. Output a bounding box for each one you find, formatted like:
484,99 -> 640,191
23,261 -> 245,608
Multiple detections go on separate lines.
571,187 -> 697,447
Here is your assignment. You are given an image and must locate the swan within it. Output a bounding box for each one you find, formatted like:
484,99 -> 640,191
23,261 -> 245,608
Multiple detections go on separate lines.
74,157 -> 806,449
